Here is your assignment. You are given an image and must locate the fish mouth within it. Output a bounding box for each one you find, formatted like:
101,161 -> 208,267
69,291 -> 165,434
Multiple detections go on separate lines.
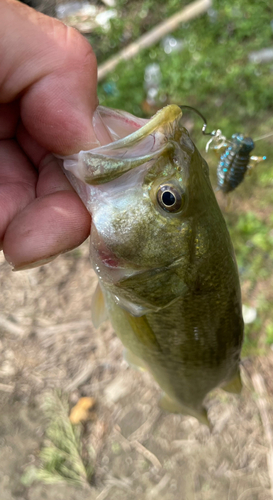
62,104 -> 183,188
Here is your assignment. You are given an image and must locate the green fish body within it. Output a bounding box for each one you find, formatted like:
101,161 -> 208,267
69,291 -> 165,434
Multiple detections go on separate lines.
62,105 -> 244,424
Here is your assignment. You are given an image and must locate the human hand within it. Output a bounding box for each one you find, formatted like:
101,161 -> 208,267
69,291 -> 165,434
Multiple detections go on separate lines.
0,0 -> 98,270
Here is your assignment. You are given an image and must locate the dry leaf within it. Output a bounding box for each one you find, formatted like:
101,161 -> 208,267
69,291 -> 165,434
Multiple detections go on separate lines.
69,397 -> 96,424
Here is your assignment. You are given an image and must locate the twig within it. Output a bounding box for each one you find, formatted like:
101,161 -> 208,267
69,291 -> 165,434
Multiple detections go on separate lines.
65,363 -> 95,392
130,440 -> 161,469
171,439 -> 198,450
97,0 -> 212,81
96,486 -> 112,500
150,473 -> 171,497
37,320 -> 93,337
81,376 -> 116,393
106,476 -> 132,489
0,314 -> 25,336
113,425 -> 131,453
252,373 -> 273,498
0,383 -> 14,393
127,407 -> 161,442
113,426 -> 161,468
237,487 -> 264,500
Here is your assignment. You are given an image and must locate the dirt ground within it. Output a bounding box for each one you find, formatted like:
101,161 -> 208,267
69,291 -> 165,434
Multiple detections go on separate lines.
1,242 -> 273,500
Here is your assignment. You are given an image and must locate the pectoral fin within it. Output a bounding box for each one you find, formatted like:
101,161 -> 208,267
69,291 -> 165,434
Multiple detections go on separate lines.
91,282 -> 108,328
123,348 -> 147,372
222,370 -> 242,395
125,312 -> 160,350
159,393 -> 210,427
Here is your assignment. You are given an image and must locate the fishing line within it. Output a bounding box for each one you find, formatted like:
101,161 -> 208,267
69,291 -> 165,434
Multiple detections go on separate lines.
179,104 -> 273,144
253,131 -> 273,142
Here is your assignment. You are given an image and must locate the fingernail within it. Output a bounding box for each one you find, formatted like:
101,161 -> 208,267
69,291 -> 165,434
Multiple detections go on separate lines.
12,255 -> 58,271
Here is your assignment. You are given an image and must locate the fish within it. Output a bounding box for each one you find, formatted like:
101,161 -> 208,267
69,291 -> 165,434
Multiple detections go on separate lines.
61,104 -> 244,425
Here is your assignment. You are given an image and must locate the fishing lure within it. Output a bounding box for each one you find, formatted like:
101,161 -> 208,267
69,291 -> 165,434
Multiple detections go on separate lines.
207,130 -> 266,194
179,106 -> 267,193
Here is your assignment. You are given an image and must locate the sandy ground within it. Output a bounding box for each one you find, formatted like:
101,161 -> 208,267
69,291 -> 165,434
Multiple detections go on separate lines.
1,242 -> 273,500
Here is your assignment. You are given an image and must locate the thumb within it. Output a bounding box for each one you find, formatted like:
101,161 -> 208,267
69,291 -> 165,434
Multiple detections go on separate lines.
1,0 -> 98,155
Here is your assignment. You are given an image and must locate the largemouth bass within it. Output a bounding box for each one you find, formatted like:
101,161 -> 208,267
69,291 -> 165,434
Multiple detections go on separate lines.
62,104 -> 244,425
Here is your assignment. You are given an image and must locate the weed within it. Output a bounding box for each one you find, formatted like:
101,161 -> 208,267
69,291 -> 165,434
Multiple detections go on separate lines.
21,392 -> 93,489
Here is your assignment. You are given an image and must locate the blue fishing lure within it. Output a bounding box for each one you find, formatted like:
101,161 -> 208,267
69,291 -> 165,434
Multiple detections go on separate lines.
179,106 -> 266,193
217,134 -> 256,193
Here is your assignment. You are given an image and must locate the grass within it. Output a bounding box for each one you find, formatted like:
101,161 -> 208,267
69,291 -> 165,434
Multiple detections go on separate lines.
21,392 -> 93,489
91,1 -> 273,122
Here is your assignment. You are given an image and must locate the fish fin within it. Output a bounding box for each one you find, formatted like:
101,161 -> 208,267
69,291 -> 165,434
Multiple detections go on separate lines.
222,370 -> 242,395
91,282 -> 108,328
125,313 -> 160,349
159,393 -> 210,427
123,349 -> 147,372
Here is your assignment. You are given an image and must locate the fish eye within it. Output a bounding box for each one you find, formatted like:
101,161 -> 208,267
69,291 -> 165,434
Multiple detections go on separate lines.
156,184 -> 185,213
